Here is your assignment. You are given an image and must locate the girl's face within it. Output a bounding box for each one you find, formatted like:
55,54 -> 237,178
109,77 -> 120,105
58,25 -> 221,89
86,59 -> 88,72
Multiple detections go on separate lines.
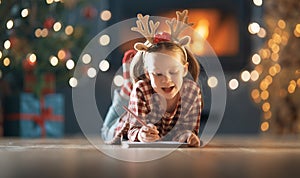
144,50 -> 188,100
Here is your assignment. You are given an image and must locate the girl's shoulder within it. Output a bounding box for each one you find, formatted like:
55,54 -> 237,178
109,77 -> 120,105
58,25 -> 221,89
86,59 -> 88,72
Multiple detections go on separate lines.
182,79 -> 201,91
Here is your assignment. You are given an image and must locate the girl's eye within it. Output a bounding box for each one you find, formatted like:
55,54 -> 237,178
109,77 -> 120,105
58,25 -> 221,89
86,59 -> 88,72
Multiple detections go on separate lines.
170,71 -> 179,75
154,73 -> 163,76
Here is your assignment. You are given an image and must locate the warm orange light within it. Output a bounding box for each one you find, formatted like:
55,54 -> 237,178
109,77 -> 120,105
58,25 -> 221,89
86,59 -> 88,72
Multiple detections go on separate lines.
264,111 -> 272,120
261,90 -> 269,100
251,89 -> 260,100
260,81 -> 269,90
262,102 -> 270,112
58,49 -> 66,60
261,121 -> 269,132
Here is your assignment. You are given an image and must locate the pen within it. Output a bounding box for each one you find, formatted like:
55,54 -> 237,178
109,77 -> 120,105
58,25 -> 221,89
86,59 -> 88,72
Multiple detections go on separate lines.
122,105 -> 147,126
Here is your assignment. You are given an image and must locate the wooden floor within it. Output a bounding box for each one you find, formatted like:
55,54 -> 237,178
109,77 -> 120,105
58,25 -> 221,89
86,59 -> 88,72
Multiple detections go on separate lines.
0,135 -> 300,178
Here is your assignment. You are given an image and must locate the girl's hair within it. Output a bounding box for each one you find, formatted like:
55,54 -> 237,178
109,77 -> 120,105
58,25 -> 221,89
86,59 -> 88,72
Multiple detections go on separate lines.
130,42 -> 200,82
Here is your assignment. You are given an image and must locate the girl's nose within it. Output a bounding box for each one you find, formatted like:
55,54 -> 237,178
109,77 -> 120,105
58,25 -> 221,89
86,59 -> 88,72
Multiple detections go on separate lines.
162,74 -> 172,83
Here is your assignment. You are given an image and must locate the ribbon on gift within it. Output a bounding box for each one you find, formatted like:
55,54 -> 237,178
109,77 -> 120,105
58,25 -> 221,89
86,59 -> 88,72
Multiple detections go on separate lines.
5,97 -> 63,137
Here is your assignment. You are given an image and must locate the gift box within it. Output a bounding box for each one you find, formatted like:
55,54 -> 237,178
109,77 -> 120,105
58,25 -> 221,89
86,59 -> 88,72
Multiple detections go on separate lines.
3,93 -> 64,138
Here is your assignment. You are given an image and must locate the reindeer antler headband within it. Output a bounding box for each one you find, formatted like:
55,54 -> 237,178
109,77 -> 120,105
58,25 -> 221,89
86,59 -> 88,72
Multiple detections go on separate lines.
131,9 -> 193,55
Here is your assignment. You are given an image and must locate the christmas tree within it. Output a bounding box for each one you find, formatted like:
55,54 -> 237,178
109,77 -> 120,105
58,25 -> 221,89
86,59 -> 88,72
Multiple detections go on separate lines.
251,0 -> 300,134
0,0 -> 98,95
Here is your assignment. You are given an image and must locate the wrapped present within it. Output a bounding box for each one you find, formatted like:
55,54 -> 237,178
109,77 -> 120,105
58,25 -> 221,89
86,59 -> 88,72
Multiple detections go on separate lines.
3,93 -> 64,138
24,72 -> 56,94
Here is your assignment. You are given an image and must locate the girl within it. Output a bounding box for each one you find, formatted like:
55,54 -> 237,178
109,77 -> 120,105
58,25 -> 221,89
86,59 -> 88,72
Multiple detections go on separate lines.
106,10 -> 203,147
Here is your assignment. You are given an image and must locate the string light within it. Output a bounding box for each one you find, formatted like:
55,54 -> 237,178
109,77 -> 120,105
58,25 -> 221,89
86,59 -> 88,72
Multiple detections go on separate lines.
21,9 -> 29,18
4,40 -> 11,49
3,57 -> 11,67
241,70 -> 251,82
288,80 -> 296,94
113,75 -> 124,87
29,53 -> 37,63
65,25 -> 74,35
6,20 -> 14,29
87,67 -> 97,78
0,51 -> 2,59
82,53 -> 92,64
69,77 -> 78,87
261,121 -> 269,132
58,49 -> 66,60
294,24 -> 300,37
35,28 -> 42,38
53,22 -> 62,32
252,54 -> 261,65
228,79 -> 239,90
297,78 -> 300,87
66,59 -> 75,70
99,59 -> 110,72
248,22 -> 260,34
277,20 -> 286,29
100,10 -> 112,21
261,90 -> 269,100
46,0 -> 54,4
49,56 -> 59,66
257,27 -> 266,38
262,102 -> 270,112
41,28 -> 49,38
253,0 -> 263,6
99,34 -> 110,46
207,76 -> 218,88
250,70 -> 259,81
264,111 -> 272,120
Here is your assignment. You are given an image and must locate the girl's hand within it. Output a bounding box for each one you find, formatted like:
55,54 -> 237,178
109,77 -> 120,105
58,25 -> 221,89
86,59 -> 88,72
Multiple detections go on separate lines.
173,130 -> 200,147
138,124 -> 160,142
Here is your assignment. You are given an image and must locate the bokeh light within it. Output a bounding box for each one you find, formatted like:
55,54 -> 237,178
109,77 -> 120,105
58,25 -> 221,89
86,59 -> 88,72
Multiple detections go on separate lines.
3,57 -> 10,67
6,19 -> 14,29
49,56 -> 59,66
261,121 -> 269,132
21,8 -> 29,18
248,22 -> 260,34
66,59 -> 75,70
253,0 -> 263,6
250,70 -> 259,81
4,40 -> 11,49
100,10 -> 112,21
53,22 -> 62,32
69,77 -> 78,88
241,70 -> 251,82
87,67 -> 97,78
99,34 -> 110,46
82,53 -> 92,64
65,25 -> 74,35
229,79 -> 239,90
113,75 -> 124,87
207,76 -> 218,88
252,54 -> 261,65
99,59 -> 110,72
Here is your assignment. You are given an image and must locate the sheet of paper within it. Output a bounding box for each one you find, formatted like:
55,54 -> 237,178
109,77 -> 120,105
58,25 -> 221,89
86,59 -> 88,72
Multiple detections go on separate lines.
121,141 -> 189,148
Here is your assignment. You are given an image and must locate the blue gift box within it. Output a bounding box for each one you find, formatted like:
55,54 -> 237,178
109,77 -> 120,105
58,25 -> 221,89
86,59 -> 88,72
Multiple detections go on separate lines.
4,93 -> 64,138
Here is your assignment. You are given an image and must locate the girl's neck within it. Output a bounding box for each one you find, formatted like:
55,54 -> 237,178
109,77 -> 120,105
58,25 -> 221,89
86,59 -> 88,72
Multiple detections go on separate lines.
165,93 -> 180,113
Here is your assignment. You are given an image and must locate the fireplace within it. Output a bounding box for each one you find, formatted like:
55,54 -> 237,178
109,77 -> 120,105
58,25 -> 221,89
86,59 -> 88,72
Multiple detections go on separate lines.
107,0 -> 252,71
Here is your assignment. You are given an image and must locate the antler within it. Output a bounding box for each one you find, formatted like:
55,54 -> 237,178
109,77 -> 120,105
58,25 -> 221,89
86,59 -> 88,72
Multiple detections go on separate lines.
166,9 -> 193,42
131,14 -> 160,44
